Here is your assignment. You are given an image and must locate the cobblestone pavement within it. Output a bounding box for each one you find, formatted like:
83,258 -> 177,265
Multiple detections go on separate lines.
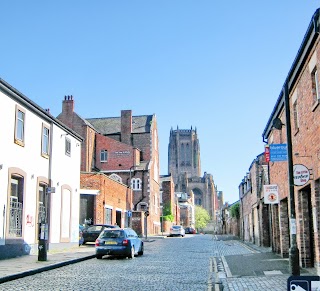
0,235 -> 214,290
0,234 -> 315,290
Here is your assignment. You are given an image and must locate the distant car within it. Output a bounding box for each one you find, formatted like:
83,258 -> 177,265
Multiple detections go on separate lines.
82,224 -> 120,244
169,225 -> 185,237
95,228 -> 144,259
185,227 -> 196,234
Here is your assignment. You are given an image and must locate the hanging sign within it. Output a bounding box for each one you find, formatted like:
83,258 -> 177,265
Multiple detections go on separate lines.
293,164 -> 310,186
269,144 -> 287,161
263,184 -> 279,204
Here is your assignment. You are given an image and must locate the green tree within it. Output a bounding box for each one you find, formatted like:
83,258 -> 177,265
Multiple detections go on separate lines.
195,205 -> 211,230
229,202 -> 240,219
161,202 -> 174,222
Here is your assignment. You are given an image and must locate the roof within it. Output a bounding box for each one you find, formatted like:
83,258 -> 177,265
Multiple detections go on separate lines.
86,115 -> 153,135
0,78 -> 83,141
262,8 -> 320,140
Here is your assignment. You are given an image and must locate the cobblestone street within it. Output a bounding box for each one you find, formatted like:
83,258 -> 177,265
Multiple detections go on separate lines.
0,234 -> 305,290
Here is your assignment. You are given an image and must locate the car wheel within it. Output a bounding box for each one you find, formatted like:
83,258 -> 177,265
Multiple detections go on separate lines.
128,246 -> 135,259
96,255 -> 103,259
138,244 -> 144,256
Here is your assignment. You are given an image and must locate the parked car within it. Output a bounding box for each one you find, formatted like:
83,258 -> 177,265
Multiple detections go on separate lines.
95,228 -> 144,259
82,224 -> 120,244
79,224 -> 85,246
169,225 -> 185,237
184,227 -> 196,234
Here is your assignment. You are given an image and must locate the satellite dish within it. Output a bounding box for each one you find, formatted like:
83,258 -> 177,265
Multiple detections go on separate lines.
272,118 -> 284,130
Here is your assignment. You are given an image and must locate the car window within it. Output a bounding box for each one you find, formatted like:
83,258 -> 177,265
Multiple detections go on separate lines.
88,225 -> 102,231
172,226 -> 181,229
101,230 -> 124,238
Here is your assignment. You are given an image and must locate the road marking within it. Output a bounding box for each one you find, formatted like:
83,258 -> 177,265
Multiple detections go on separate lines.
221,256 -> 232,277
264,270 -> 283,275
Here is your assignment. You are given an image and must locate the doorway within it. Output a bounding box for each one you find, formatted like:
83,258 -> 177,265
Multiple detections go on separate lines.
299,185 -> 315,268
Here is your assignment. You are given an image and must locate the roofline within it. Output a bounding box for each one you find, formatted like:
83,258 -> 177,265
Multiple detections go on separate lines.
0,78 -> 83,141
262,8 -> 320,141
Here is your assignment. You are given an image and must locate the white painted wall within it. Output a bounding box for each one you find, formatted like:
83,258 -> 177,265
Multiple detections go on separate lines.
0,82 -> 81,251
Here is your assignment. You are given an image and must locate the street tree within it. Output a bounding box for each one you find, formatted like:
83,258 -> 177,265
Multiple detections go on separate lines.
195,205 -> 211,230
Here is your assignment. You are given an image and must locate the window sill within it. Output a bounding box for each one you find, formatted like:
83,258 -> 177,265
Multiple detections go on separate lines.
41,153 -> 49,159
14,139 -> 25,147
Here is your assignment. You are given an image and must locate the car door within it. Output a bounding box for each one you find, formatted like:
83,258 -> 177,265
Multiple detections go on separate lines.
130,229 -> 140,251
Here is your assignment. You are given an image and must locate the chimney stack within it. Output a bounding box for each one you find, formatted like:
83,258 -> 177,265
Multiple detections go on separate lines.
62,95 -> 74,116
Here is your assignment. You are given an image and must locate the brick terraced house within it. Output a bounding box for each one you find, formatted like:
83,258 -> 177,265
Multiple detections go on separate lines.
240,8 -> 320,273
57,98 -> 161,235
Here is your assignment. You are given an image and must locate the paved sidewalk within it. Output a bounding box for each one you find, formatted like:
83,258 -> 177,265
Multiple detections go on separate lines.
213,235 -> 319,291
0,235 -> 166,285
0,245 -> 96,284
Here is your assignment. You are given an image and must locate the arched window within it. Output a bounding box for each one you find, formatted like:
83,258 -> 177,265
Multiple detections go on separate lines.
109,173 -> 122,183
131,178 -> 142,190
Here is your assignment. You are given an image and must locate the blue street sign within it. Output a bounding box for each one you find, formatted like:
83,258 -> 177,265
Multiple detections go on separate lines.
269,144 -> 287,161
127,211 -> 132,217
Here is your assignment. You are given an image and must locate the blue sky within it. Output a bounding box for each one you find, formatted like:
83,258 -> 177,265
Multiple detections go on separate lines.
1,1 -> 319,204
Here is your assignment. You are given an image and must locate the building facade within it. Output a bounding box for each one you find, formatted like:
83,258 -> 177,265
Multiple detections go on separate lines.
0,79 -> 82,259
262,8 -> 320,271
239,153 -> 270,247
57,99 -> 161,235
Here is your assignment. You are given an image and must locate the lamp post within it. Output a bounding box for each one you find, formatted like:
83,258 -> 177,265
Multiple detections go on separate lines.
283,83 -> 300,276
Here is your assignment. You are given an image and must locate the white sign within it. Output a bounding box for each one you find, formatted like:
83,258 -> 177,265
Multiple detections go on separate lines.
293,164 -> 310,186
263,184 -> 279,204
290,218 -> 297,235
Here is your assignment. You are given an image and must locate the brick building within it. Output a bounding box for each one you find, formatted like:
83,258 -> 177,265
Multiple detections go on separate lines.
57,98 -> 161,235
262,8 -> 320,271
239,153 -> 270,247
160,175 -> 180,233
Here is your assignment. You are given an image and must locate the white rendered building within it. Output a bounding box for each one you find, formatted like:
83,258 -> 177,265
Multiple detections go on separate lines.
0,79 -> 82,258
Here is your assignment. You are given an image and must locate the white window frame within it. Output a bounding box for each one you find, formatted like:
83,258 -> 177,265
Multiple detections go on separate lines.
15,106 -> 25,146
42,124 -> 50,157
131,178 -> 142,190
65,138 -> 71,156
312,68 -> 320,102
100,149 -> 108,162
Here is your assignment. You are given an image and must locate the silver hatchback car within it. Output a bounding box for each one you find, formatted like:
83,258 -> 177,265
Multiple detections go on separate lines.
169,225 -> 185,237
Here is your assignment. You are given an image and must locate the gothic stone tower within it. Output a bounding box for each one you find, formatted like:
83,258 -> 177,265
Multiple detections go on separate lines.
168,126 -> 201,186
168,127 -> 217,219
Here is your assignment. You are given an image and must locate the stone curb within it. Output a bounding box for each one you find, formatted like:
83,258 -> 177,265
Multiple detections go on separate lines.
0,254 -> 95,284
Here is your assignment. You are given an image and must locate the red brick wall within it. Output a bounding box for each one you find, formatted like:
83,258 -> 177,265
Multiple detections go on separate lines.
80,173 -> 131,227
95,133 -> 135,171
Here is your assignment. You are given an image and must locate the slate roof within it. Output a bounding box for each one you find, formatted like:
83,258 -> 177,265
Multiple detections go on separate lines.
86,115 -> 153,135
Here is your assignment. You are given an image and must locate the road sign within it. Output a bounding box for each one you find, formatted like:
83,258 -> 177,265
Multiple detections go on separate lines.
293,164 -> 310,186
263,185 -> 279,204
269,144 -> 287,161
46,187 -> 56,194
127,211 -> 132,217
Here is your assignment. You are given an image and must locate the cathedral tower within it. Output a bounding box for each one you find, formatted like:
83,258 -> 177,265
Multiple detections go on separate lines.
168,126 -> 201,185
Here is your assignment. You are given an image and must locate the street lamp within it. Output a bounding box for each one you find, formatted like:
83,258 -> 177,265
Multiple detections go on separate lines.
273,83 -> 300,276
283,83 -> 300,276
